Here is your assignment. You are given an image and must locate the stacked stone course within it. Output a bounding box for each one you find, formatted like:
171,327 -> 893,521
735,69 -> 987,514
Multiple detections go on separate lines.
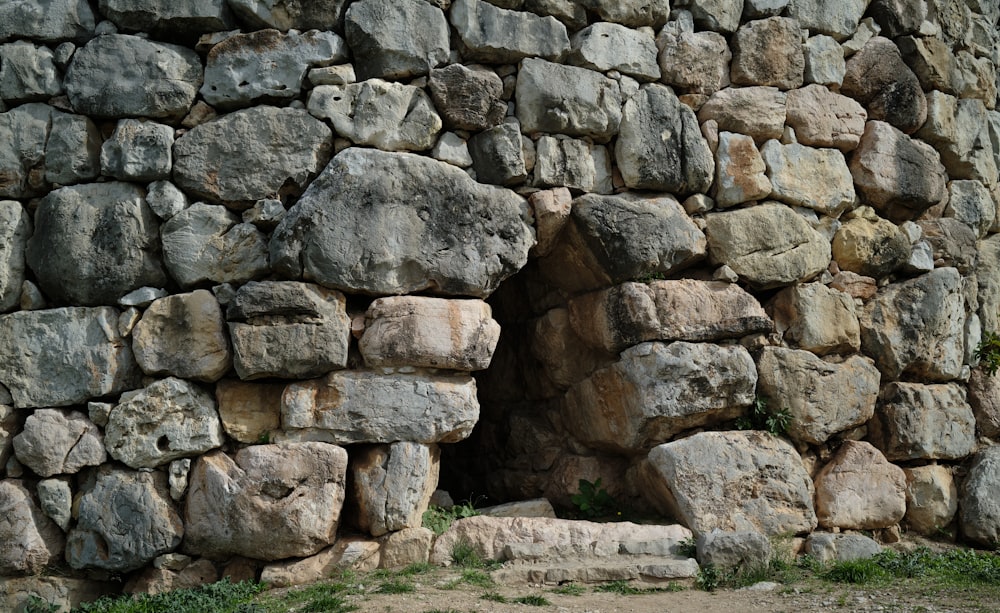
3,0 -> 1000,608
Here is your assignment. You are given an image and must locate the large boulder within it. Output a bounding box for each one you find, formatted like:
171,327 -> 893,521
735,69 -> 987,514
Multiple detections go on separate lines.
360,296 -> 500,371
0,41 -> 63,104
172,106 -> 332,207
516,58 -> 622,142
575,0 -> 670,27
132,291 -> 232,382
282,371 -> 479,444
226,281 -> 351,379
969,367 -> 1000,438
918,93 -> 997,186
98,0 -> 235,35
730,16 -> 804,90
215,379 -> 283,444
645,431 -> 817,536
308,80 -> 441,152
656,30 -> 731,95
564,341 -> 757,453
344,0 -> 449,80
0,307 -> 141,408
64,34 -> 202,120
685,0 -> 743,33
698,87 -> 787,143
66,467 -> 183,572
428,64 -> 506,132
183,443 -> 348,560
104,377 -> 225,469
534,136 -> 613,194
769,283 -> 861,355
616,83 -> 714,195
713,132 -> 771,208
0,201 -> 30,312
786,0 -> 870,40
870,382 -> 976,461
227,0 -> 349,31
760,141 -> 855,216
903,465 -> 957,536
756,348 -> 880,445
202,29 -> 347,109
0,480 -> 64,576
568,22 -> 659,81
960,445 -> 1000,546
451,0 -> 569,64
26,182 -> 167,306
814,441 -> 906,530
350,442 -> 439,537
832,211 -> 911,278
841,37 -> 927,134
785,84 -> 867,151
0,0 -> 96,43
567,280 -> 772,354
13,409 -> 105,477
860,267 -> 965,382
705,202 -> 831,289
979,234 -> 1000,335
270,148 -> 533,298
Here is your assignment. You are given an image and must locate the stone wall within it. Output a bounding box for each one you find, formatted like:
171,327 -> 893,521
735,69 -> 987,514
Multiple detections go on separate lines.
4,0 -> 1000,607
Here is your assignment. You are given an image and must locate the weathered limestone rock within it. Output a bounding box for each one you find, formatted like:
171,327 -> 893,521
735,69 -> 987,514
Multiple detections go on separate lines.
868,0 -> 925,37
516,58 -> 622,142
786,84 -> 866,151
540,193 -> 706,293
756,349 -> 879,445
564,341 -> 757,453
904,465 -> 957,535
760,141 -> 855,216
685,0 -> 743,32
770,283 -> 860,355
0,307 -> 141,408
26,182 -> 166,306
860,267 -> 965,382
870,382 -> 976,461
575,0 -> 670,27
308,80 -> 441,152
351,442 -> 439,537
568,22 -> 658,81
428,64 -> 505,132
705,202 -> 831,289
13,409 -> 105,477
696,529 -> 771,570
0,41 -> 62,103
228,0 -> 349,31
713,132 -> 771,207
99,0 -> 235,35
379,527 -> 434,569
105,377 -> 225,469
786,0 -> 870,41
132,291 -> 232,382
645,431 -> 817,536
814,441 -> 906,530
534,136 -> 612,194
360,297 -> 499,371
451,0 -> 569,63
345,0 -> 449,80
832,213 -> 911,279
946,180 -> 995,238
202,29 -> 347,109
261,537 -> 380,587
64,35 -> 201,120
524,0 -> 587,30
0,0 -> 96,43
530,307 -> 615,391
567,280 -> 771,354
979,234 -> 1000,336
918,218 -> 978,274
67,467 -> 183,572
468,122 -> 527,186
282,371 -> 479,444
656,30 -> 730,95
183,443 -> 348,560
100,119 -> 173,182
960,445 -> 1000,546
529,188 -> 571,258
0,406 -> 17,470
617,84 -> 714,195
731,17 -> 804,90
0,201 -> 29,313
805,533 -> 882,563
431,516 -> 691,564
969,368 -> 1000,438
842,38 -> 927,134
172,106 -> 332,207
0,480 -> 64,575
227,281 -> 351,380
270,148 -> 533,298
215,379 -> 283,444
850,121 -> 948,222
698,86 -> 787,143
36,477 -> 71,531
918,93 -> 997,186
803,35 -> 845,86
161,203 -> 269,287
125,558 -> 218,596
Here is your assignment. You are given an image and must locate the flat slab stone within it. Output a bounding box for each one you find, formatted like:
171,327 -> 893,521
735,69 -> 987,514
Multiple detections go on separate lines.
516,58 -> 622,142
451,0 -> 569,64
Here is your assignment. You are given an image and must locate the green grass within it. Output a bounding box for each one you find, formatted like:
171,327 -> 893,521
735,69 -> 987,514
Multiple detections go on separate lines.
823,547 -> 1000,587
422,502 -> 479,536
511,594 -> 551,606
551,583 -> 585,596
443,568 -> 495,590
69,579 -> 265,613
374,578 -> 415,594
480,591 -> 507,603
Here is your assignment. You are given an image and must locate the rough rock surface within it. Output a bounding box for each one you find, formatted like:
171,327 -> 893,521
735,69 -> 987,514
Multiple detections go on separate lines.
183,443 -> 348,560
227,281 -> 351,379
13,409 -> 105,477
345,0 -> 449,80
870,382 -> 976,461
969,368 -> 1000,438
270,148 -> 533,298
172,106 -> 332,207
730,17 -> 804,90
696,529 -> 771,570
960,445 -> 1000,546
351,442 -> 439,536
0,480 -> 64,576
760,141 -> 855,216
564,341 -> 757,453
769,283 -> 860,355
516,58 -> 622,142
805,533 -> 882,563
100,119 -> 174,182
428,64 -> 506,131
0,41 -> 63,103
228,0 -> 349,31
832,213 -> 911,279
99,0 -> 235,35
451,0 -> 569,64
468,122 -> 527,186
0,0 -> 96,43
105,377 -> 225,469
645,431 -> 817,536
904,464 -> 958,536
814,441 -> 906,530
786,0 -> 869,41
282,372 -> 479,444
698,87 -> 787,142
842,37 -> 927,134
534,136 -> 613,194
568,22 -> 658,81
0,307 -> 141,408
0,201 -> 30,312
656,31 -> 731,94
132,291 -> 232,383
786,84 -> 866,151
756,348 -> 880,445
66,467 -> 183,572
713,132 -> 771,207
215,380 -> 283,444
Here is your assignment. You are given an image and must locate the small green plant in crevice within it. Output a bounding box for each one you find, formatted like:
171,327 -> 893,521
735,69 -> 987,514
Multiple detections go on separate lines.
450,540 -> 490,569
677,536 -> 697,558
25,596 -> 60,613
735,396 -> 791,436
570,478 -> 618,519
72,578 -> 266,613
422,500 -> 479,535
976,330 -> 1000,376
695,563 -> 722,592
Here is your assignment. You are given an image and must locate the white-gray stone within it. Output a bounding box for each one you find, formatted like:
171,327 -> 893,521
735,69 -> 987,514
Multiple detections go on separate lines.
0,201 -> 29,313
656,30 -> 731,95
431,132 -> 473,167
228,0 -> 349,31
99,0 -> 235,35
805,533 -> 882,563
960,445 -> 1000,547
13,409 -> 105,477
713,132 -> 770,208
568,22 -> 659,81
145,181 -> 188,220
451,0 -> 569,64
761,141 -> 855,216
686,0 -> 743,33
351,442 -> 439,537
516,58 -> 622,142
575,0 -> 670,27
37,477 -> 72,531
870,382 -> 976,461
345,0 -> 449,80
787,0 -> 871,41
0,41 -> 63,103
468,121 -> 527,186
696,529 -> 771,570
946,180 -> 996,238
535,136 -> 612,194
0,480 -> 64,575
0,0 -> 96,43
100,119 -> 173,182
803,35 -> 846,86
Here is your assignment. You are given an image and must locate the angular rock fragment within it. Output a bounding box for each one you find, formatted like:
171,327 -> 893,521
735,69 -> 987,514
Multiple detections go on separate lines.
841,37 -> 927,134
960,445 -> 1000,546
228,0 -> 349,31
99,0 -> 235,35
685,0 -> 743,33
656,30 -> 731,95
100,119 -> 173,182
344,0 -> 449,80
903,465 -> 957,536
132,290 -> 231,382
0,41 -> 63,103
568,22 -> 658,81
760,141 -> 854,216
786,0 -> 870,41
814,441 -> 906,530
516,58 -> 621,142
13,409 -> 105,477
534,136 -> 612,194
918,93 -> 997,186
0,201 -> 30,313
575,0 -> 670,27
698,86 -> 786,143
870,382 -> 976,461
786,84 -> 866,151
451,0 -> 569,64
0,0 -> 96,43
803,35 -> 845,86
428,64 -> 506,132
917,218 -> 978,274
769,283 -> 860,355
468,122 -> 527,186
161,203 -> 269,287
713,132 -> 770,208
351,442 -> 439,536
731,16 -> 804,90
0,480 -> 64,576
215,379 -> 283,444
